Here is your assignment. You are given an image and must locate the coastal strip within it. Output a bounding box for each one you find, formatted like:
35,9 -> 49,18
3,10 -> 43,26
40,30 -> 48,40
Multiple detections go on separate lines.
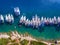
0,31 -> 59,45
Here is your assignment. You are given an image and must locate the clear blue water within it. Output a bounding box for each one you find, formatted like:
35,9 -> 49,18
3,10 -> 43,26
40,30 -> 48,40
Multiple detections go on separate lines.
0,0 -> 60,40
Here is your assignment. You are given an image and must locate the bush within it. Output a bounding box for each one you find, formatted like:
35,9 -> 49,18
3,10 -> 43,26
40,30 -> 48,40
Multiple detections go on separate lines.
30,41 -> 47,45
0,38 -> 9,45
20,39 -> 29,45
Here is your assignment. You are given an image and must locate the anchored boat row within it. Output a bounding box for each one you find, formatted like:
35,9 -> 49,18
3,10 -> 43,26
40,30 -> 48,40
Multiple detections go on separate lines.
0,13 -> 60,29
19,14 -> 60,29
0,14 -> 14,24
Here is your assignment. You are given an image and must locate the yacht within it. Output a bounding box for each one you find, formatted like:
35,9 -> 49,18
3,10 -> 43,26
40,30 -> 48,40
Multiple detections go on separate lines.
28,20 -> 31,26
14,7 -> 20,16
23,16 -> 26,24
44,17 -> 47,22
53,16 -> 57,24
8,14 -> 11,23
5,15 -> 8,22
23,16 -> 26,21
49,18 -> 53,25
41,17 -> 44,21
20,15 -> 24,23
35,14 -> 38,21
57,17 -> 60,26
0,15 -> 4,23
5,14 -> 14,24
25,19 -> 29,26
57,17 -> 60,23
11,14 -> 14,23
46,18 -> 50,25
32,16 -> 35,21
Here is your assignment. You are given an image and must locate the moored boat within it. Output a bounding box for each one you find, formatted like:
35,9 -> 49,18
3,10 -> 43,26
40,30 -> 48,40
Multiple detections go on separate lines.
14,7 -> 20,16
57,17 -> 60,26
0,15 -> 4,24
5,15 -> 8,22
53,16 -> 57,25
49,18 -> 53,25
8,14 -> 11,23
5,14 -> 14,24
18,15 -> 60,29
10,14 -> 14,23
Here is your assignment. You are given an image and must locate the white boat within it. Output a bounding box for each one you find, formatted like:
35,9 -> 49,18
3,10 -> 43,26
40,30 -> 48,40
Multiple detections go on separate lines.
5,15 -> 8,22
53,16 -> 57,24
51,18 -> 54,24
20,15 -> 24,23
20,15 -> 24,21
44,17 -> 47,23
49,18 -> 52,23
49,18 -> 53,25
44,17 -> 49,25
0,15 -> 4,23
14,7 -> 20,16
28,20 -> 31,25
46,18 -> 49,22
5,14 -> 14,24
11,14 -> 14,23
57,17 -> 60,23
37,18 -> 40,24
32,21 -> 36,28
35,21 -> 39,28
41,17 -> 44,21
25,19 -> 29,25
54,16 -> 56,21
32,16 -> 35,26
8,14 -> 11,22
32,16 -> 35,21
23,16 -> 26,21
35,14 -> 38,21
23,16 -> 26,24
19,15 -> 26,25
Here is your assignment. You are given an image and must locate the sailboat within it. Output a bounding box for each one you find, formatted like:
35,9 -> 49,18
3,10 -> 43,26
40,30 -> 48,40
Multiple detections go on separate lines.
53,16 -> 57,24
49,18 -> 53,25
8,14 -> 11,23
5,15 -> 8,22
57,17 -> 60,26
0,15 -> 4,23
5,14 -> 14,24
11,14 -> 14,23
25,19 -> 29,26
14,7 -> 20,16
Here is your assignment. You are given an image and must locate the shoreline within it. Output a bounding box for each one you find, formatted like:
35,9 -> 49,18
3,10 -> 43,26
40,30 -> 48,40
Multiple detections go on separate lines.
0,30 -> 60,41
0,30 -> 60,42
0,31 -> 60,45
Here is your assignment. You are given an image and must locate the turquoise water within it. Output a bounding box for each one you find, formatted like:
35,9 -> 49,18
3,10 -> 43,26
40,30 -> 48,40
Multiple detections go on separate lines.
0,0 -> 60,40
0,14 -> 60,40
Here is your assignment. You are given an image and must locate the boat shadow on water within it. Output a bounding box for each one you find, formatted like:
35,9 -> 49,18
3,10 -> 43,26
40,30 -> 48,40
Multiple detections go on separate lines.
38,24 -> 60,32
18,22 -> 60,33
38,26 -> 44,32
55,25 -> 60,32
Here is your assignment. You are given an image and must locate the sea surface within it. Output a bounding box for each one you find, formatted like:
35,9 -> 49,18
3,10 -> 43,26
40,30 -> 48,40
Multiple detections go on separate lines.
0,0 -> 60,40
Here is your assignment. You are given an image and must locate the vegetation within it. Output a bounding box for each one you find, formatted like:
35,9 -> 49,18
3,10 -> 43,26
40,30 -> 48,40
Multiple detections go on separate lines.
0,38 -> 48,45
51,44 -> 55,45
30,41 -> 47,45
0,38 -> 9,45
10,43 -> 19,45
0,31 -> 53,45
20,39 -> 29,45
